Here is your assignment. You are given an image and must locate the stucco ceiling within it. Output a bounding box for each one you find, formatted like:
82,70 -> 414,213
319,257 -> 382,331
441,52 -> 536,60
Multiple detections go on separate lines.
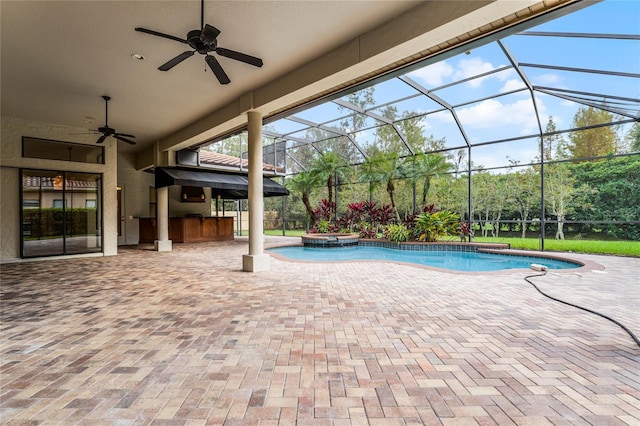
1,0 -> 562,156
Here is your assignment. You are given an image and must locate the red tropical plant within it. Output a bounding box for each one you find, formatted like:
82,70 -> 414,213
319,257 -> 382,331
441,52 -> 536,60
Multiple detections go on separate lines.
312,199 -> 336,222
458,221 -> 474,242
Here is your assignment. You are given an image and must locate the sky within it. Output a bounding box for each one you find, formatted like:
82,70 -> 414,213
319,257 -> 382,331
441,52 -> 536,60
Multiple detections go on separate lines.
230,0 -> 640,172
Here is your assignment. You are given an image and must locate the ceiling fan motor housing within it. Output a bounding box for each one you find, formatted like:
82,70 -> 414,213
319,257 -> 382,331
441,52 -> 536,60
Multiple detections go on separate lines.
93,96 -> 136,145
97,126 -> 115,136
187,29 -> 215,54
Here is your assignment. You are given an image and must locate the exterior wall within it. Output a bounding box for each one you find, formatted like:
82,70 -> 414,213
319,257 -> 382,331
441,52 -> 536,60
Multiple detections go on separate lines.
0,116 -> 118,260
168,186 -> 213,218
117,152 -> 155,245
0,167 -> 20,259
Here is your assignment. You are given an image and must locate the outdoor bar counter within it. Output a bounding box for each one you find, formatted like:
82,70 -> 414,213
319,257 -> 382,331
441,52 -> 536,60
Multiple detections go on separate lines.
139,216 -> 234,244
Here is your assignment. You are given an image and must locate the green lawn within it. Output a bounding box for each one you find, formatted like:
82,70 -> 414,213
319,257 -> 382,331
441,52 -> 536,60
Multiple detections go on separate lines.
258,229 -> 639,257
251,229 -> 307,237
470,236 -> 640,257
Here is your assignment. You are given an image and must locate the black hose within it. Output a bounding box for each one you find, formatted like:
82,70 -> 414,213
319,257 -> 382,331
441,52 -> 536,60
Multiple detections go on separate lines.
524,270 -> 640,349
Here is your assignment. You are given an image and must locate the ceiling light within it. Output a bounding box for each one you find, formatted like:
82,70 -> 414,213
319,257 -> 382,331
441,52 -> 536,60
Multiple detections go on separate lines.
131,53 -> 145,60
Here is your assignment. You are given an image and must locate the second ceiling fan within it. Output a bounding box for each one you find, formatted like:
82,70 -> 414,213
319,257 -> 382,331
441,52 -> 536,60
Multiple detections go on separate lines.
135,0 -> 263,85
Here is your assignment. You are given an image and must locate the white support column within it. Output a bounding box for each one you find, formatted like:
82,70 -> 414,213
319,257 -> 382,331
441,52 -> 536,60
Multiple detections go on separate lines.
243,110 -> 270,272
154,186 -> 172,252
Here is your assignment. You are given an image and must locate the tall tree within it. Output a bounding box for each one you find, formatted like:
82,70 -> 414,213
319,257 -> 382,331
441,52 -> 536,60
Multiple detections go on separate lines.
338,87 -> 375,130
374,106 -> 428,155
431,174 -> 468,219
287,171 -> 320,225
203,133 -> 246,157
539,117 -> 567,161
569,156 -> 640,240
335,87 -> 377,161
544,163 -> 591,239
308,151 -> 351,205
405,153 -> 452,205
626,122 -> 640,153
452,149 -> 467,177
506,168 -> 539,238
374,105 -> 404,153
471,172 -> 510,238
359,149 -> 404,222
566,106 -> 619,160
287,142 -> 317,174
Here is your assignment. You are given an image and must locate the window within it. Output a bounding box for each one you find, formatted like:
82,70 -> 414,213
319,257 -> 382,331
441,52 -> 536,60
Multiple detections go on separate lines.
21,169 -> 102,258
22,137 -> 104,164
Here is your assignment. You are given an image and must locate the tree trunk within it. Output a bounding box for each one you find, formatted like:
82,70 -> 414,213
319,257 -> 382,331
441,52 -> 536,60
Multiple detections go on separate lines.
520,207 -> 529,238
302,194 -> 315,225
477,216 -> 484,237
555,215 -> 565,240
483,211 -> 490,237
327,176 -> 334,204
422,176 -> 431,205
387,180 -> 400,222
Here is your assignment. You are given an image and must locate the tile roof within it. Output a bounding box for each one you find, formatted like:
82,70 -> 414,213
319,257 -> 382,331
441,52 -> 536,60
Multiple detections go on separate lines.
199,150 -> 283,173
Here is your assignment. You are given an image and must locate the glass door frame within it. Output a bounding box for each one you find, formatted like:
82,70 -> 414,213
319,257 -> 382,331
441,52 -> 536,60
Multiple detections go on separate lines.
20,168 -> 104,258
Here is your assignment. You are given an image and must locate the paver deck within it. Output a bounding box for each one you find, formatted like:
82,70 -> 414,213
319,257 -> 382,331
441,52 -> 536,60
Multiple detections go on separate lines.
1,237 -> 639,425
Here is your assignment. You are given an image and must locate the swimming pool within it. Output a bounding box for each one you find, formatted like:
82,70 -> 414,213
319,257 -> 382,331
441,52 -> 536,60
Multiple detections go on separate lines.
268,245 -> 581,272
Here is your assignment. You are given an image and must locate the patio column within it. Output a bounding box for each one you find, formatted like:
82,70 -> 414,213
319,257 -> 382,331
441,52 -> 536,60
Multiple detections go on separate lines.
242,110 -> 270,272
154,186 -> 172,252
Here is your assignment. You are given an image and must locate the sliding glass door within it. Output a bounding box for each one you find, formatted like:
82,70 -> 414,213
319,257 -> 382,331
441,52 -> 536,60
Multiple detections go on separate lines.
21,169 -> 102,258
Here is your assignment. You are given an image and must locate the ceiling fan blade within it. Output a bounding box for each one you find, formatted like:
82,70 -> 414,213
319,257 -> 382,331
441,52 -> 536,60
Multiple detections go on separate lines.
96,134 -> 108,144
114,135 -> 137,145
114,133 -> 136,138
158,51 -> 195,71
135,27 -> 188,44
215,47 -> 263,67
205,55 -> 230,84
200,24 -> 221,44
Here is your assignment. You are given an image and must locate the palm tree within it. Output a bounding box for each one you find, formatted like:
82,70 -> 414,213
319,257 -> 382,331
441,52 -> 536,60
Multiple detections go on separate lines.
309,151 -> 351,205
407,153 -> 452,205
360,150 -> 404,222
286,171 -> 319,225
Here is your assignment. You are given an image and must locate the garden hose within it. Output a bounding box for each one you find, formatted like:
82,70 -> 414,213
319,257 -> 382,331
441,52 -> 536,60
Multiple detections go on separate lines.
524,268 -> 640,349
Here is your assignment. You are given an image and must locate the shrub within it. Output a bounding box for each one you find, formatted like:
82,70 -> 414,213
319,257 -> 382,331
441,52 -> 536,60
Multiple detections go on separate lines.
313,219 -> 331,233
312,199 -> 336,222
358,223 -> 377,239
413,210 -> 460,242
384,224 -> 410,243
22,207 -> 97,238
458,221 -> 474,242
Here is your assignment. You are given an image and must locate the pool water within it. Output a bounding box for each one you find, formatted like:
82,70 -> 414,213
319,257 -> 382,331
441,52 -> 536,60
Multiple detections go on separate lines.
268,245 -> 580,272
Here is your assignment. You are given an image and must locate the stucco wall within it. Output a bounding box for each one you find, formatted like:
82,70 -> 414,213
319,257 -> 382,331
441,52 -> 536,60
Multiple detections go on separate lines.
0,167 -> 21,259
168,186 -> 213,218
117,152 -> 155,245
1,116 -> 118,260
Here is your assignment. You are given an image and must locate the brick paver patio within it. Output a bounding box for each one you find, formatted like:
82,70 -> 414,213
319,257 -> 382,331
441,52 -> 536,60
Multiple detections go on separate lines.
1,237 -> 638,425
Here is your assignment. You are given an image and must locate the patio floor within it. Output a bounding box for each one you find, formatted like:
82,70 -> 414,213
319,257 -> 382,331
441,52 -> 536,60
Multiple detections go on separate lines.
1,237 -> 639,425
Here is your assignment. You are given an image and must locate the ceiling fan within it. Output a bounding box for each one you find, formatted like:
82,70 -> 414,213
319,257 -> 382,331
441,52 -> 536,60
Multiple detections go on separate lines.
135,0 -> 263,85
93,96 -> 136,145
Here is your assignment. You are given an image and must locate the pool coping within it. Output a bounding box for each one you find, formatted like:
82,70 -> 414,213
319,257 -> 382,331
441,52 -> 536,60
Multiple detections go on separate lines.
264,239 -> 604,275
